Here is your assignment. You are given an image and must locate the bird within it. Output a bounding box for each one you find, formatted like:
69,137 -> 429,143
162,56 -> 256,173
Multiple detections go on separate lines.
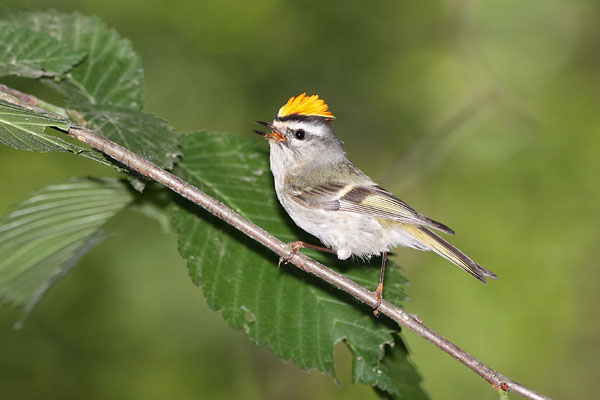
253,93 -> 497,309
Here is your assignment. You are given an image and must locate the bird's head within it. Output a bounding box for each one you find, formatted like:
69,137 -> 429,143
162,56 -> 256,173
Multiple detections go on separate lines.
254,93 -> 345,168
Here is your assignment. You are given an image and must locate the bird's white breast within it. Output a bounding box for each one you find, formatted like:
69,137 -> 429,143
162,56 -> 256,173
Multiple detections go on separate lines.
269,143 -> 427,260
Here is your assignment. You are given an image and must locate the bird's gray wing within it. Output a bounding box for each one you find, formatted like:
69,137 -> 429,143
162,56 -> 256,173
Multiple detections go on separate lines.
288,180 -> 455,235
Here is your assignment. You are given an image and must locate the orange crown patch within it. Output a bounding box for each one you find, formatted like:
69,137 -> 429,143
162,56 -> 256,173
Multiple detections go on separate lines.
277,93 -> 335,119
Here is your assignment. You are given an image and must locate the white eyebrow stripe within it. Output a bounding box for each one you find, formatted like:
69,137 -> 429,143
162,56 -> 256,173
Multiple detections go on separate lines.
272,120 -> 324,134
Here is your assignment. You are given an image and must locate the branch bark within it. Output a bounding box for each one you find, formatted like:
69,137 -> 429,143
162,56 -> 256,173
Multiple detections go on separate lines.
0,85 -> 551,400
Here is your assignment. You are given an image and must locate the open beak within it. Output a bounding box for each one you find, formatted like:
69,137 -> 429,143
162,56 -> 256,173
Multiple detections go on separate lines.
253,121 -> 286,143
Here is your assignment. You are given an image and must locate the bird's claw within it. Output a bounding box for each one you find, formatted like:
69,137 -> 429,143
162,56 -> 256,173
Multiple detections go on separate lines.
372,282 -> 384,316
278,241 -> 304,267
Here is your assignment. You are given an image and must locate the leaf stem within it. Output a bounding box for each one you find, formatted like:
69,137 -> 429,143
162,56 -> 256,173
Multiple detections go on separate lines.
495,383 -> 511,400
0,84 -> 69,118
0,84 -> 551,400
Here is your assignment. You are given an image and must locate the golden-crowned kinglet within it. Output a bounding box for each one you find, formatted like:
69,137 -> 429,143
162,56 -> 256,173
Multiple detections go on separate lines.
254,93 -> 497,308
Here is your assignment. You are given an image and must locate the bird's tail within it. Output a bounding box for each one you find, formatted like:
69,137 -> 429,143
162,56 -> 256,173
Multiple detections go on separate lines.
402,224 -> 497,283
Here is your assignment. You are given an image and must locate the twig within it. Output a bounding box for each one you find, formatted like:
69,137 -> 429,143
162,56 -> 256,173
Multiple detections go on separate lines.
0,85 -> 551,400
0,84 -> 69,118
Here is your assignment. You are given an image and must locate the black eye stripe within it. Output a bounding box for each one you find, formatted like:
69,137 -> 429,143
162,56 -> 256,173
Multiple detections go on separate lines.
295,129 -> 305,140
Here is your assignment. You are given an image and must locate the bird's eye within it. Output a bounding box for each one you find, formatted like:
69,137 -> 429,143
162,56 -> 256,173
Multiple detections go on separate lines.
295,129 -> 305,140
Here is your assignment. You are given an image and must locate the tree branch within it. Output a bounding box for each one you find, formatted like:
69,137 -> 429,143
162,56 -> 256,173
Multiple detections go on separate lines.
0,85 -> 550,400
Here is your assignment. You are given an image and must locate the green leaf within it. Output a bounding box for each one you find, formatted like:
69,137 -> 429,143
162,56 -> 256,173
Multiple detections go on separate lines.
0,10 -> 178,175
0,99 -> 118,168
80,104 -> 181,171
0,9 -> 144,109
0,10 -> 179,173
373,335 -> 429,399
169,132 -> 426,397
0,25 -> 85,78
0,98 -> 69,151
0,178 -> 134,327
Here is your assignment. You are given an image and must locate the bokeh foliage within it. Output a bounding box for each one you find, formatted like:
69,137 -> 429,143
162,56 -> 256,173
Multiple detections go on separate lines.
1,1 -> 600,399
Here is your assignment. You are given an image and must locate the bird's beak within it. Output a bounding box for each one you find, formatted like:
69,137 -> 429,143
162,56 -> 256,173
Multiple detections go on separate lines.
253,121 -> 286,143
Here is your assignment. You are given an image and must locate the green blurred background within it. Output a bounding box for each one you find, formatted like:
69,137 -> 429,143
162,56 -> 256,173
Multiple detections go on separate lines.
1,1 -> 599,399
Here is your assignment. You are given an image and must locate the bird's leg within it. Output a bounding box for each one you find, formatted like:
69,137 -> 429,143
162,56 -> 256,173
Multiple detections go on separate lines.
373,251 -> 387,316
278,241 -> 336,267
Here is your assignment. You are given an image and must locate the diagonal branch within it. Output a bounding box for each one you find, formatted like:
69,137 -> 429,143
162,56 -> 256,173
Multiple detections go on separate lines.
0,85 -> 551,400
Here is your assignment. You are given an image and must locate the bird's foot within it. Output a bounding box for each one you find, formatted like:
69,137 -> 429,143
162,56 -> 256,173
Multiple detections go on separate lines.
372,282 -> 384,316
278,241 -> 305,267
